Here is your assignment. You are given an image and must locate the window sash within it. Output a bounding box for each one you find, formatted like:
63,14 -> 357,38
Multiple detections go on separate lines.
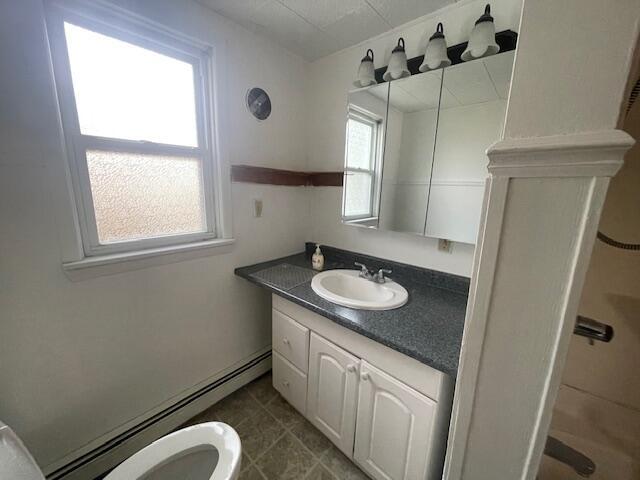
46,1 -> 219,256
343,170 -> 374,220
343,110 -> 381,220
75,138 -> 214,254
346,112 -> 377,172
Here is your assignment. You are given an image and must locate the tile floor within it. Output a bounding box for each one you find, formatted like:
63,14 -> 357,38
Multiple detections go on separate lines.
183,372 -> 369,480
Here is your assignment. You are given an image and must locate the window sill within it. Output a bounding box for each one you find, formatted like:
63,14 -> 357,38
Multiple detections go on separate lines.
344,216 -> 379,227
62,238 -> 235,280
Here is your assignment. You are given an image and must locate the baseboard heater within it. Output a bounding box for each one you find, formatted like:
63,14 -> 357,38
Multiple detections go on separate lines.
47,351 -> 272,480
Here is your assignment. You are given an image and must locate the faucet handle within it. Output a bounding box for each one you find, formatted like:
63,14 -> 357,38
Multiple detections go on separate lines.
355,262 -> 370,276
376,269 -> 392,283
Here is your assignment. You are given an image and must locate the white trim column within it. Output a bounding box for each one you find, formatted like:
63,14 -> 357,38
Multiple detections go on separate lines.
444,131 -> 633,480
443,0 -> 639,477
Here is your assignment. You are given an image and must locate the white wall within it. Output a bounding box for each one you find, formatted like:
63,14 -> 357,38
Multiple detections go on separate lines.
377,107 -> 404,231
426,99 -> 507,243
385,107 -> 436,234
0,0 -> 310,469
380,98 -> 506,239
306,0 -> 523,277
505,0 -> 639,138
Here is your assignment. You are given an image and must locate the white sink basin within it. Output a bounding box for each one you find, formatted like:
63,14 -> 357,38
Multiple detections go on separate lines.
311,269 -> 408,310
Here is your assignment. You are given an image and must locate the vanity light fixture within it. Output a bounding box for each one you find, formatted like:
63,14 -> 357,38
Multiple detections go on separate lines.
354,49 -> 377,88
461,4 -> 500,62
383,38 -> 411,81
419,23 -> 451,72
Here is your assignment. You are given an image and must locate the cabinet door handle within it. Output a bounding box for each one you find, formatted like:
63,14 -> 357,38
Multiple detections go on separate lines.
282,337 -> 290,345
347,364 -> 356,373
282,380 -> 290,387
361,372 -> 370,381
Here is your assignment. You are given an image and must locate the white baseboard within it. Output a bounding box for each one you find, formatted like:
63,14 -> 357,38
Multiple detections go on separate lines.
46,349 -> 272,480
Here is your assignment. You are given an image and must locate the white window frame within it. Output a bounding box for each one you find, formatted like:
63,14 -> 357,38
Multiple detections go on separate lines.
342,107 -> 383,221
46,1 -> 221,257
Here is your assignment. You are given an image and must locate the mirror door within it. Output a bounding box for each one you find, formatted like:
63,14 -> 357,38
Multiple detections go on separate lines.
341,51 -> 515,244
378,70 -> 443,235
425,51 -> 514,243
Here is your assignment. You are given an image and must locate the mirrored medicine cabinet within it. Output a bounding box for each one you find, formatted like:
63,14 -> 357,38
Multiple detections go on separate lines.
342,50 -> 514,244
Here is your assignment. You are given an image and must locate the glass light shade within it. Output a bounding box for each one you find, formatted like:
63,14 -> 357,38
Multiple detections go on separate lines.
354,49 -> 377,87
419,23 -> 451,72
461,5 -> 500,62
383,38 -> 410,82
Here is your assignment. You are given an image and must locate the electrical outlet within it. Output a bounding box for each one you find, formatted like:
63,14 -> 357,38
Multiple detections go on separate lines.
253,199 -> 263,218
438,239 -> 453,253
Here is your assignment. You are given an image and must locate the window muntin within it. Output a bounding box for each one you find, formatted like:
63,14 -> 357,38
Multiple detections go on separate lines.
343,110 -> 380,219
49,8 -> 217,255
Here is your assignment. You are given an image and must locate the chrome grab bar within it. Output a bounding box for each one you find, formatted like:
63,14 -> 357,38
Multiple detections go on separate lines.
544,436 -> 596,477
574,316 -> 614,344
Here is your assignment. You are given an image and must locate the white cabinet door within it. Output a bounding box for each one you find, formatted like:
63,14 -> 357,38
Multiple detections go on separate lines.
354,361 -> 437,480
307,332 -> 360,456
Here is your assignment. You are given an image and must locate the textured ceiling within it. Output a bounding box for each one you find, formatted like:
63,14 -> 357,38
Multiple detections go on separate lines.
197,0 -> 456,61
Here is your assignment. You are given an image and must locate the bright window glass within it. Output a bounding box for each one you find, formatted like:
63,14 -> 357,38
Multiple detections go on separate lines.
344,171 -> 373,217
346,118 -> 373,169
64,22 -> 198,147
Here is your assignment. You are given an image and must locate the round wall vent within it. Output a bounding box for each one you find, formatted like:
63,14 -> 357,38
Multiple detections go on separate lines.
246,87 -> 271,120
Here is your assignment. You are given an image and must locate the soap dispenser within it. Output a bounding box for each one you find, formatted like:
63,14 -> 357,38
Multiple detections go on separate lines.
312,244 -> 324,271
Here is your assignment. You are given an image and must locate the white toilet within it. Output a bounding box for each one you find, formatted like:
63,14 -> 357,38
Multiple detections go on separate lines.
0,420 -> 241,480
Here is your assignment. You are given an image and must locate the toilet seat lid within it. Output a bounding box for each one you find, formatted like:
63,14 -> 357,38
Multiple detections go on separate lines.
105,422 -> 240,480
0,421 -> 46,480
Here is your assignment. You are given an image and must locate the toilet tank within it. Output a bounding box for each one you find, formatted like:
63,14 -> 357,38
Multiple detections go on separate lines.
0,421 -> 45,480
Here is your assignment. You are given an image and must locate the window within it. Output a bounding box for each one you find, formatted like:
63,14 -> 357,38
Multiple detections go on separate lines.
342,109 -> 381,219
47,4 -> 220,256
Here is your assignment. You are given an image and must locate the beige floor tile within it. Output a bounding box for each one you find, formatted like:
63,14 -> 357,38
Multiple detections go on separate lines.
256,433 -> 317,480
236,408 -> 286,461
241,453 -> 251,472
265,394 -> 306,429
306,463 -> 338,480
321,445 -> 369,480
245,373 -> 278,405
240,464 -> 266,480
289,418 -> 332,458
205,388 -> 263,429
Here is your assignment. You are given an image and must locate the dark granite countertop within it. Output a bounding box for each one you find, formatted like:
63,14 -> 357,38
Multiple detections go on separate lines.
235,245 -> 469,377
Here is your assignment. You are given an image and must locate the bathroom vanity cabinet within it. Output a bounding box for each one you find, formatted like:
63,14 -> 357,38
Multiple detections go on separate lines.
271,295 -> 453,480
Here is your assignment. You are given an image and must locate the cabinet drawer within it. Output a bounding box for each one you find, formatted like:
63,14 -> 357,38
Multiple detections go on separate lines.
272,308 -> 309,373
272,351 -> 307,415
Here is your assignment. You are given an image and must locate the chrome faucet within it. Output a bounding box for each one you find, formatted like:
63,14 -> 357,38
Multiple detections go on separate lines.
354,262 -> 392,284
